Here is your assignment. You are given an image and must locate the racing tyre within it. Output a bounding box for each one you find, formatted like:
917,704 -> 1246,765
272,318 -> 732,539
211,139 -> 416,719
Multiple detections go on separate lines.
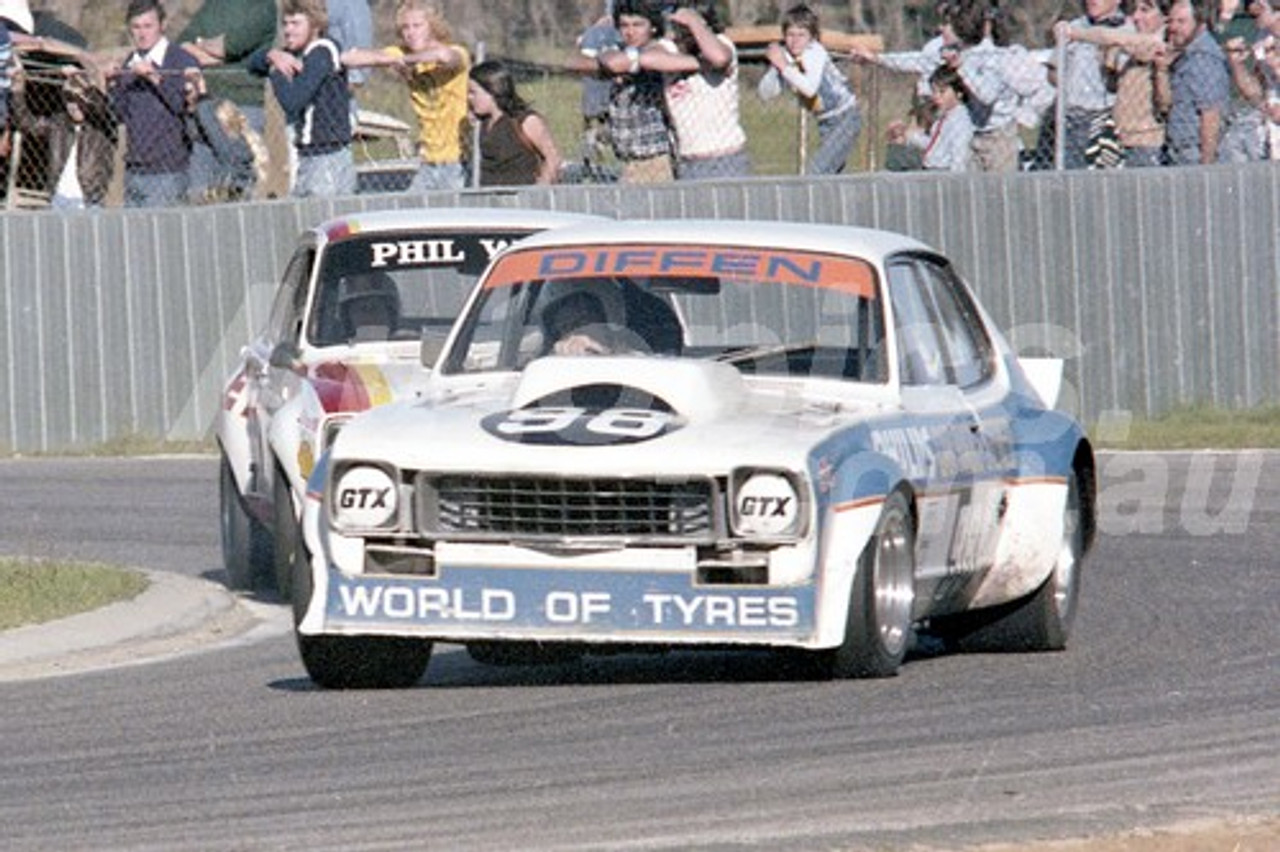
297,634 -> 433,689
219,454 -> 273,590
272,466 -> 301,601
832,490 -> 916,678
940,470 -> 1084,653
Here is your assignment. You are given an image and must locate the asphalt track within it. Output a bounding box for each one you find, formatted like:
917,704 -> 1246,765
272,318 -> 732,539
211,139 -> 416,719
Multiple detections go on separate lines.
0,453 -> 1276,851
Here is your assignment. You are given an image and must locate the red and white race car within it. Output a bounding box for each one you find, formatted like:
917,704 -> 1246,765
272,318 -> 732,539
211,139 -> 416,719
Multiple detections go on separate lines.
216,208 -> 597,595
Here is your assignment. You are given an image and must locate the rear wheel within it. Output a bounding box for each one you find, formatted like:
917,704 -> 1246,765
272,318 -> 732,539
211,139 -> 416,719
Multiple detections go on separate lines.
272,466 -> 301,600
297,635 -> 433,689
219,454 -> 272,590
940,470 -> 1084,653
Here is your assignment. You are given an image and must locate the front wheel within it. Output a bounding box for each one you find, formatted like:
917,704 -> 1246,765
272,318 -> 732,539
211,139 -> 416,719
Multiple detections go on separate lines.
785,491 -> 916,680
831,490 -> 917,678
219,454 -> 272,590
297,634 -> 433,689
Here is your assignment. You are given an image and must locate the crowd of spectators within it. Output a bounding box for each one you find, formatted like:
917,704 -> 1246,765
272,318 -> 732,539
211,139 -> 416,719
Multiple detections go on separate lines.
0,0 -> 1276,209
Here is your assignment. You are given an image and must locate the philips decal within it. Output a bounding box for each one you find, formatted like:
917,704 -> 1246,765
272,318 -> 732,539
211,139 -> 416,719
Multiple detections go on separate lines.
333,465 -> 398,529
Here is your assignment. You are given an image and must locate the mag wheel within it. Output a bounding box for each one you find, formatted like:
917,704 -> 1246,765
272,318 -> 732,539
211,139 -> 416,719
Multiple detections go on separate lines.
219,454 -> 272,590
940,470 -> 1085,653
832,490 -> 916,678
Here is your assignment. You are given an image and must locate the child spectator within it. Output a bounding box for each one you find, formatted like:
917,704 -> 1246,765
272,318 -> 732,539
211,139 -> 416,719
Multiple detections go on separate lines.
108,0 -> 202,207
250,0 -> 355,197
342,1 -> 470,192
599,1 -> 749,180
757,2 -> 861,175
889,64 -> 973,171
466,59 -> 561,186
596,0 -> 674,183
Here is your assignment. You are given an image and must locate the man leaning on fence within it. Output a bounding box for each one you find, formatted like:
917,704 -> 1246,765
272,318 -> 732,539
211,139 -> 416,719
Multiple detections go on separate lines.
251,0 -> 356,197
1164,0 -> 1230,165
108,0 -> 201,208
1052,0 -> 1129,169
341,2 -> 470,192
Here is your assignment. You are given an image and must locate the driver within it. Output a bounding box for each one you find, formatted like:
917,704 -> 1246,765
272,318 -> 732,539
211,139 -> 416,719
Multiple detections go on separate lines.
336,272 -> 400,342
542,289 -> 614,356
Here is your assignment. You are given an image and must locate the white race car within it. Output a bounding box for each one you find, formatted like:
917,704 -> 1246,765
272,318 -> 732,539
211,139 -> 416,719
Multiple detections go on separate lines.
216,208 -> 597,595
295,219 -> 1096,687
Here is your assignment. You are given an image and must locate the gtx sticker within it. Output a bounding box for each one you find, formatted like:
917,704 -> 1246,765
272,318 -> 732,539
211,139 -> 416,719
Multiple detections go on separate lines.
482,406 -> 680,446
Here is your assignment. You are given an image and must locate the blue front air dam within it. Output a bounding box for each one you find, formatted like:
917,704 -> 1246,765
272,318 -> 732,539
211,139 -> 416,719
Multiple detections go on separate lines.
323,566 -> 817,644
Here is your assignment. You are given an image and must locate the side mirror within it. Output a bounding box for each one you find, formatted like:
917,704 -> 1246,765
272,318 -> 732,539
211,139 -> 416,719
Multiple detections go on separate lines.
269,341 -> 302,371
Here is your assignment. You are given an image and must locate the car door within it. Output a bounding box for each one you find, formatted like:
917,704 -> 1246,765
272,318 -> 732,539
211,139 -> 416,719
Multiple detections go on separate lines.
886,255 -> 1007,612
243,245 -> 315,499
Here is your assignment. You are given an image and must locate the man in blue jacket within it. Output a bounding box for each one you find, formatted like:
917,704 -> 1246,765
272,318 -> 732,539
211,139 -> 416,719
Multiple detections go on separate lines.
108,0 -> 200,207
250,0 -> 355,197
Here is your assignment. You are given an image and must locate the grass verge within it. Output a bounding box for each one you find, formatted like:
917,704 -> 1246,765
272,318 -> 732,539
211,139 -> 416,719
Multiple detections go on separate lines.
0,558 -> 149,631
1091,406 -> 1280,450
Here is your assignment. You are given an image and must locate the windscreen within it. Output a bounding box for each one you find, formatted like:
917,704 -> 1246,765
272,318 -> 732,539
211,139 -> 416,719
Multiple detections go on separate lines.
306,230 -> 532,348
442,243 -> 887,383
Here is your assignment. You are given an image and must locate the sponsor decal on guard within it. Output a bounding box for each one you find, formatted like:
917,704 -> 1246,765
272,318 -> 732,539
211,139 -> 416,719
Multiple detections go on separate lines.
481,405 -> 682,446
484,245 -> 877,298
309,362 -> 393,414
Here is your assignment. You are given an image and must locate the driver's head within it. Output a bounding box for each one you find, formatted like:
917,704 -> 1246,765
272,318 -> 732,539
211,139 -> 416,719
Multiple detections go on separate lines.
337,272 -> 400,341
543,289 -> 607,341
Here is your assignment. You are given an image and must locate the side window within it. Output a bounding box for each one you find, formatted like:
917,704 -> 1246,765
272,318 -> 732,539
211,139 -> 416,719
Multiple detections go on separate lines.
916,260 -> 994,388
887,262 -> 948,386
268,248 -> 315,346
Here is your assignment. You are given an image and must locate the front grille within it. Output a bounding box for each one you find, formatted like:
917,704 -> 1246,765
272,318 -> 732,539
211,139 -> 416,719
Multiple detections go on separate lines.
420,475 -> 717,540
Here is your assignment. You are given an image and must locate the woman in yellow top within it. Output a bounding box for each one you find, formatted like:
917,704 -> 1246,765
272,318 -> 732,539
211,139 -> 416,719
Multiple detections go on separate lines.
342,0 -> 470,191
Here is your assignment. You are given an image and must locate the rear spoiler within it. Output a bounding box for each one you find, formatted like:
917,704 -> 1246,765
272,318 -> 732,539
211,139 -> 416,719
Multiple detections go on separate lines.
1017,358 -> 1064,409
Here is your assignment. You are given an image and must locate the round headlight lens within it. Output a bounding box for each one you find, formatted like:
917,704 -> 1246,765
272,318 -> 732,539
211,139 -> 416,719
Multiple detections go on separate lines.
734,472 -> 802,538
332,465 -> 398,530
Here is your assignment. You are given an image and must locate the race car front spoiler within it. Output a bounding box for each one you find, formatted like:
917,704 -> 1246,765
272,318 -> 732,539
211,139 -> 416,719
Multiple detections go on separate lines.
305,560 -> 819,647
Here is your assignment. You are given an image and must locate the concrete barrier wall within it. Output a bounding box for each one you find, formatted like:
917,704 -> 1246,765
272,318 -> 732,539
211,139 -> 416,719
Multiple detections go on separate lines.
1,164 -> 1276,453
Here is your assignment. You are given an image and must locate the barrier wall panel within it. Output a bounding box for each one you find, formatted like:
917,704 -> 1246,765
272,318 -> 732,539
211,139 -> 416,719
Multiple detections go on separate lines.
92,215 -> 134,443
5,215 -> 46,451
1108,175 -> 1150,415
40,217 -> 78,448
0,219 -> 10,451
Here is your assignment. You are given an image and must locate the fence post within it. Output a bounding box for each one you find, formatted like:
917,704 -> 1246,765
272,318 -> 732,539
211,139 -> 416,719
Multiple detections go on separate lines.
469,41 -> 485,188
1053,34 -> 1067,172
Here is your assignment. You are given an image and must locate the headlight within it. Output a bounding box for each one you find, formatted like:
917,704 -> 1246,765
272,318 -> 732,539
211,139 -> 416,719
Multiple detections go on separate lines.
731,470 -> 805,539
331,464 -> 400,531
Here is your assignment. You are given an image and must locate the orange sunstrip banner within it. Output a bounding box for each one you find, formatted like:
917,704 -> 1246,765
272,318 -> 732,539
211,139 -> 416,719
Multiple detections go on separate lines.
484,244 -> 877,299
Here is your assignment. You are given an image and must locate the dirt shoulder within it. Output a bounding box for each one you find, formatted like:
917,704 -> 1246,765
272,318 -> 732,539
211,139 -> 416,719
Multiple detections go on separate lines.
950,815 -> 1278,852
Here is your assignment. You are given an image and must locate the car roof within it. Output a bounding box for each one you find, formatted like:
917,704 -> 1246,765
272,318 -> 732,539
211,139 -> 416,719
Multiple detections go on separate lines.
496,219 -> 937,264
314,208 -> 603,242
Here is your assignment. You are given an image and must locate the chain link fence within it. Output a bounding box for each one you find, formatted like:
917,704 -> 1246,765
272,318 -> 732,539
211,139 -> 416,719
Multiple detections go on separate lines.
2,24 -> 1274,209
